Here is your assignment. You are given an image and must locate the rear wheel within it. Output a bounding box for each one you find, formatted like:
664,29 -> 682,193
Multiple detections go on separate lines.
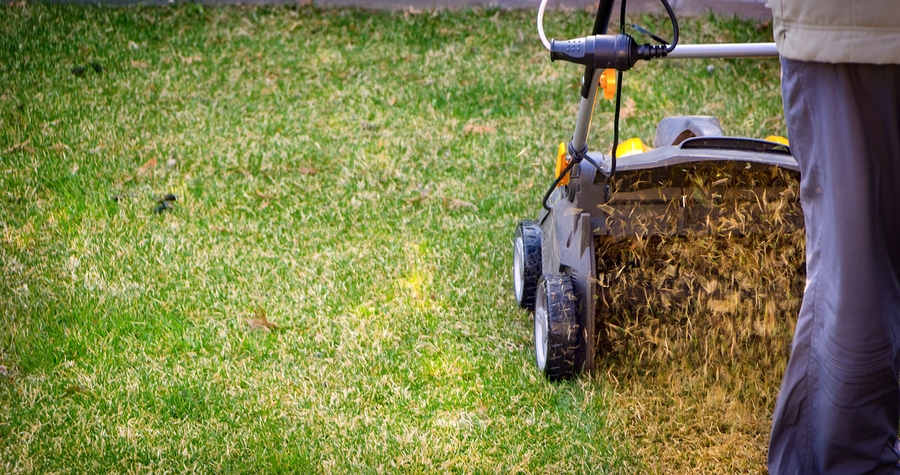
513,220 -> 542,310
534,273 -> 579,381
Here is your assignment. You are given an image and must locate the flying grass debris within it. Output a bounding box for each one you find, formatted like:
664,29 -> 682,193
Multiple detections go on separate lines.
595,163 -> 805,472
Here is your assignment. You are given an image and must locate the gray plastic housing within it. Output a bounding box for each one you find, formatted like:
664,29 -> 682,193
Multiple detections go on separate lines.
653,115 -> 724,148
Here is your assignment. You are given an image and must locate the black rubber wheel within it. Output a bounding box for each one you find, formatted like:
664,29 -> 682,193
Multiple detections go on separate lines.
513,220 -> 542,310
534,273 -> 580,381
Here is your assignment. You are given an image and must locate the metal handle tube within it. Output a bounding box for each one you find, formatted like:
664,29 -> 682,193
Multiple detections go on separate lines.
570,68 -> 604,153
666,42 -> 778,59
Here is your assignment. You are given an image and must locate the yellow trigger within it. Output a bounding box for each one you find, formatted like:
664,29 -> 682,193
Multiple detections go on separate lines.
600,69 -> 617,101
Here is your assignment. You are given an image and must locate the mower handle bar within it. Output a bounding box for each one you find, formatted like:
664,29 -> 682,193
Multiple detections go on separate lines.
551,36 -> 779,69
666,42 -> 778,59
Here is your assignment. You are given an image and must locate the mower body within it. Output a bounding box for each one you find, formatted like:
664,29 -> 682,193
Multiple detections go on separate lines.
517,113 -> 803,379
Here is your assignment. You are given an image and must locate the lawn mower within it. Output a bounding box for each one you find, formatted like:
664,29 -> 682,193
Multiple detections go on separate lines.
513,0 -> 804,380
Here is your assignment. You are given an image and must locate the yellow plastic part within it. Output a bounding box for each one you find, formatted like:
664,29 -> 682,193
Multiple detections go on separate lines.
614,137 -> 651,158
764,135 -> 790,146
555,142 -> 570,187
599,69 -> 617,101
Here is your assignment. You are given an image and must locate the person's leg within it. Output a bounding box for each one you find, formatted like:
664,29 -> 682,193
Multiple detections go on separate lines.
768,59 -> 900,474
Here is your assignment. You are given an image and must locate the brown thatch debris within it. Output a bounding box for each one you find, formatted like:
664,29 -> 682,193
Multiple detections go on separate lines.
463,123 -> 496,135
136,157 -> 157,176
446,198 -> 478,211
248,309 -> 277,331
3,138 -> 33,154
594,162 -> 804,473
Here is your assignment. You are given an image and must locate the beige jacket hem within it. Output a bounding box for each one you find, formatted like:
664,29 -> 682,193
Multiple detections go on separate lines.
771,0 -> 900,64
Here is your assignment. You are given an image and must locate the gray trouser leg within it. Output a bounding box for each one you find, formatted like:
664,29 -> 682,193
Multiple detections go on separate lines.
768,59 -> 900,474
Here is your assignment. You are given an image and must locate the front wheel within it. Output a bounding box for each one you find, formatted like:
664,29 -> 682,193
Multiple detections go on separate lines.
534,273 -> 579,381
513,220 -> 542,310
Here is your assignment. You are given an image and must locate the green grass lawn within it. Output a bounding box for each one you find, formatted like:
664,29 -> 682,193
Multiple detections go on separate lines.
1,3 -> 784,473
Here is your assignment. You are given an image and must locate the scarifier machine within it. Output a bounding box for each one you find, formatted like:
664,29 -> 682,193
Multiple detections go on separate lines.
512,0 -> 804,380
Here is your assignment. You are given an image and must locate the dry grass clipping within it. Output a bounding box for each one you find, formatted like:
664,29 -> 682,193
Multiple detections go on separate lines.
595,161 -> 805,473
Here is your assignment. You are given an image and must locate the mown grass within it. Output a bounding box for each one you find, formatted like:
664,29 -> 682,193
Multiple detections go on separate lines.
1,3 -> 784,473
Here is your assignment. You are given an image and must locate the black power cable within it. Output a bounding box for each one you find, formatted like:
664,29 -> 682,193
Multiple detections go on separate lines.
661,0 -> 679,54
609,0 -> 678,184
608,0 -> 629,181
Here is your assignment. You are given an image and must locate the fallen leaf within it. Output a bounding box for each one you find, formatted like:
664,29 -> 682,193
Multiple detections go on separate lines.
463,124 -> 496,135
136,157 -> 157,175
255,190 -> 276,200
248,309 -> 277,331
131,60 -> 148,69
447,198 -> 478,211
3,138 -> 32,154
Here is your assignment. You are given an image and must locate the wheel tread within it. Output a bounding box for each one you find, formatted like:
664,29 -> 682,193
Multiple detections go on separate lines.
538,273 -> 580,381
514,220 -> 542,310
